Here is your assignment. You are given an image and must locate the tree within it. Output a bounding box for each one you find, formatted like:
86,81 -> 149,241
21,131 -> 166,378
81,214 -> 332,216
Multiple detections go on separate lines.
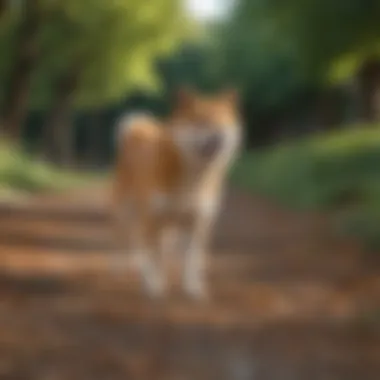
200,2 -> 317,143
0,0 -> 7,18
0,0 -> 192,159
239,0 -> 380,122
1,0 -> 41,140
31,0 -> 191,164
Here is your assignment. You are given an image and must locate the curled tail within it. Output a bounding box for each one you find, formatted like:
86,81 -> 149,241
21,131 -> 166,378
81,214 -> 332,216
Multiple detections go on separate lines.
114,111 -> 162,177
115,111 -> 160,147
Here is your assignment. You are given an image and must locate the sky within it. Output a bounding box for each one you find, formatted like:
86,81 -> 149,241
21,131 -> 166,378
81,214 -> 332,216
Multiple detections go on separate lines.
185,0 -> 231,21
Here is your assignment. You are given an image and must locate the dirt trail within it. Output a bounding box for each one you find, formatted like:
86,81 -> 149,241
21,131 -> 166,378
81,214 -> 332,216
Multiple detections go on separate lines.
0,186 -> 379,380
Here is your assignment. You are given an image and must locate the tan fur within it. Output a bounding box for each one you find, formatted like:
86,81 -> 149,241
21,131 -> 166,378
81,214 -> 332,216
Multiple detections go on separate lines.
112,89 -> 242,298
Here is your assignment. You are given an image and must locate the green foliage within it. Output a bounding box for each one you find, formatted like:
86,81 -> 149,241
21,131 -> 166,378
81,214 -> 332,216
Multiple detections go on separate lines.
241,0 -> 380,84
1,0 -> 193,110
231,126 -> 380,247
156,0 -> 380,131
156,12 -> 311,125
232,127 -> 380,207
157,43 -> 217,95
0,141 -> 97,192
337,200 -> 380,250
44,0 -> 190,108
188,0 -> 317,121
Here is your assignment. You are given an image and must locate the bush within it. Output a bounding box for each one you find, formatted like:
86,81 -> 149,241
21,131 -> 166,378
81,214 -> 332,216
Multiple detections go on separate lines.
0,141 -> 96,193
231,125 -> 380,247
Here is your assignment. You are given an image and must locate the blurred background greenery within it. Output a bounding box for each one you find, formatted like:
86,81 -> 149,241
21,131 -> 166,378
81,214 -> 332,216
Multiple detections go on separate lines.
1,0 -> 380,247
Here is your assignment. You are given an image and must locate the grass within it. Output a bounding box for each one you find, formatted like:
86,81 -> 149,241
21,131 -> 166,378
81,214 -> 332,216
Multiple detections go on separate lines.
0,141 -> 100,196
231,124 -> 380,249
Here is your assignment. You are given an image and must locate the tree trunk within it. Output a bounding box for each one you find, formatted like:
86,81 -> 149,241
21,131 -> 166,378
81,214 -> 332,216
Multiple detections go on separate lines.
0,0 -> 7,18
355,57 -> 380,123
43,66 -> 80,167
1,0 -> 40,141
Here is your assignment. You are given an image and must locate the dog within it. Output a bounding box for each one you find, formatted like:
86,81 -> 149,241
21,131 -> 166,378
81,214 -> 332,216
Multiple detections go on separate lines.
112,88 -> 242,299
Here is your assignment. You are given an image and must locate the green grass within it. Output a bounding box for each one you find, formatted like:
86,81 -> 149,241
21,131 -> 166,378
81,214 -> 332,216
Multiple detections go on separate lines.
231,124 -> 380,249
0,142 -> 100,195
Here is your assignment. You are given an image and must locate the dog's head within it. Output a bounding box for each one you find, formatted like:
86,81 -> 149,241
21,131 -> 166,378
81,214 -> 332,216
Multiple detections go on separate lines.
169,88 -> 242,166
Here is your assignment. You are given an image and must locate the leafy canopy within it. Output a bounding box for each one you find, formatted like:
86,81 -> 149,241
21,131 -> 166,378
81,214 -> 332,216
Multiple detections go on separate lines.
0,0 -> 195,109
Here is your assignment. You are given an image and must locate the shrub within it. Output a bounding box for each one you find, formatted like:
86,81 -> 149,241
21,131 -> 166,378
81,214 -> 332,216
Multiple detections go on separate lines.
231,125 -> 380,248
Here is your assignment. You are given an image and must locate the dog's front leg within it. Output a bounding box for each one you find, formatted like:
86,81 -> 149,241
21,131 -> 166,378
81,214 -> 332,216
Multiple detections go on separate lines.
133,215 -> 167,298
182,197 -> 220,299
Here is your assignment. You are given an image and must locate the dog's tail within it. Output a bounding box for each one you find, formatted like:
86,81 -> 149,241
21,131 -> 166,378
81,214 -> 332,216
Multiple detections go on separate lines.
115,111 -> 160,146
114,111 -> 162,178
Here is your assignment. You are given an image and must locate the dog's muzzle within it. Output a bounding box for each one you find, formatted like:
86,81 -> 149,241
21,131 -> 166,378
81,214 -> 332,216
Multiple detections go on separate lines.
197,133 -> 223,159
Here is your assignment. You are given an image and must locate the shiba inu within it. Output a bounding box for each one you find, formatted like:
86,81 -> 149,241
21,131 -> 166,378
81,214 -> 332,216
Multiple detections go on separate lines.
112,88 -> 242,299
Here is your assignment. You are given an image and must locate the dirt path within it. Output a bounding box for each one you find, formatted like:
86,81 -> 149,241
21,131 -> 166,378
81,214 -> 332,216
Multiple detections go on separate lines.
0,187 -> 379,380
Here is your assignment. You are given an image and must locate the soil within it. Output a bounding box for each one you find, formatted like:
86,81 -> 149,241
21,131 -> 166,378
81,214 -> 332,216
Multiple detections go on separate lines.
0,186 -> 379,380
